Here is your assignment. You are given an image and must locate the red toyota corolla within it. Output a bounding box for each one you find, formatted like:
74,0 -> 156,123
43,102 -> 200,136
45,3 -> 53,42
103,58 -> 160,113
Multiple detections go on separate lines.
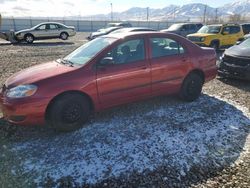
0,32 -> 217,131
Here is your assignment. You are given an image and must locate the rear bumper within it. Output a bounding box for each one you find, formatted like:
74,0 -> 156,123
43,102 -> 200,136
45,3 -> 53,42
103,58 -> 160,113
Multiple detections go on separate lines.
0,95 -> 50,126
217,60 -> 250,80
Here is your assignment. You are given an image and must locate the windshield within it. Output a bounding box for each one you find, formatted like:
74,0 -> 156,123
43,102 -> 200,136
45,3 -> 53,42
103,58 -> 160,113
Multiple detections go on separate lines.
63,37 -> 117,66
168,24 -> 182,31
198,26 -> 221,34
240,38 -> 250,48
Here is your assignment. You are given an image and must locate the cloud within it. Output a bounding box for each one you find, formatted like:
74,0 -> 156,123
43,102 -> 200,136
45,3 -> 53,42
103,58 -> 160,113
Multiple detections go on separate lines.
12,5 -> 30,11
0,0 -> 16,3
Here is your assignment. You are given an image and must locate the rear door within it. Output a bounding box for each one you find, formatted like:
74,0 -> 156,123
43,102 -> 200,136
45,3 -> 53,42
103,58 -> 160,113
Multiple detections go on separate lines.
149,37 -> 190,95
96,38 -> 151,108
48,24 -> 60,37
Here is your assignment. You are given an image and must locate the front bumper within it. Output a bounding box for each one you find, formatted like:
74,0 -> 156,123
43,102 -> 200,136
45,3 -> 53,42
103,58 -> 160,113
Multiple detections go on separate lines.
0,94 -> 50,126
217,60 -> 250,80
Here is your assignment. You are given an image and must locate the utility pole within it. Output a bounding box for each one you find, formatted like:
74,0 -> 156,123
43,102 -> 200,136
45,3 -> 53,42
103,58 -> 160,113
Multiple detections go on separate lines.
110,3 -> 113,21
146,7 -> 149,21
0,13 -> 2,30
203,5 -> 207,24
173,7 -> 176,21
215,8 -> 218,23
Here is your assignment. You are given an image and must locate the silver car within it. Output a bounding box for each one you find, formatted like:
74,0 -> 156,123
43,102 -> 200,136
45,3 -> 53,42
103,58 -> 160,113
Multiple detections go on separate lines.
15,22 -> 76,43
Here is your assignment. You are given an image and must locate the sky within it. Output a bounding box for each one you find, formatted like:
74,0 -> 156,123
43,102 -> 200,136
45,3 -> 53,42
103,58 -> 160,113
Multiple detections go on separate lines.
0,0 -> 238,17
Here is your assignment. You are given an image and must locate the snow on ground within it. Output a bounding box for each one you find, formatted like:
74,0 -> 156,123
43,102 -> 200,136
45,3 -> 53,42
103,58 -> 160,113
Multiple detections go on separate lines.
11,94 -> 250,186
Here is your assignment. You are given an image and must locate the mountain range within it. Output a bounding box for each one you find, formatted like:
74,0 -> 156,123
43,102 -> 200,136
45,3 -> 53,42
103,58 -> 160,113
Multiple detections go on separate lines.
81,0 -> 250,21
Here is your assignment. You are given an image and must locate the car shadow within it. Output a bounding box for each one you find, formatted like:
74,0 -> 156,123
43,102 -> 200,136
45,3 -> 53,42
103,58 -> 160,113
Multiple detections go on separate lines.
0,94 -> 249,187
0,41 -> 75,46
217,77 -> 250,92
15,41 -> 75,46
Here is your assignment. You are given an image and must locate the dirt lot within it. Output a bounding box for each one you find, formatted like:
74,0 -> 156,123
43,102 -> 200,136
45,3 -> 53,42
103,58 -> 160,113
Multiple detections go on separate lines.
0,33 -> 249,188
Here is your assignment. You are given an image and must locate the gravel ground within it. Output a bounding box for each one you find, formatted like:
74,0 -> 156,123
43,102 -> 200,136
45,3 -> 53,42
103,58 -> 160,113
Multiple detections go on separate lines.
0,33 -> 249,188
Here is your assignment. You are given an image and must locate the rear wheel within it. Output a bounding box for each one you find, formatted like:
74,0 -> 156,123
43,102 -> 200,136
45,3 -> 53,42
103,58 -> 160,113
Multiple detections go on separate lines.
24,34 -> 34,44
179,73 -> 203,102
48,93 -> 91,132
60,32 -> 68,40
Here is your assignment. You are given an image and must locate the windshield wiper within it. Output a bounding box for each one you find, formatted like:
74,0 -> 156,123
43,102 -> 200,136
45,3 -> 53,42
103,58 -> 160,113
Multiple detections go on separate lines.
58,59 -> 74,67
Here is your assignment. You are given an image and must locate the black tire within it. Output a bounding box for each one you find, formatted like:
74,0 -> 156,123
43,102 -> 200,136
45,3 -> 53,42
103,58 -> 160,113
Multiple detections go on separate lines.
24,34 -> 34,44
210,41 -> 219,51
60,32 -> 68,40
179,73 -> 203,102
48,93 -> 91,132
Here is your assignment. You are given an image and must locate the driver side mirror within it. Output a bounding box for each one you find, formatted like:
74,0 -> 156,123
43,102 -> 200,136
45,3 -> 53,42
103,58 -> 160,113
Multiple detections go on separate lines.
98,57 -> 115,68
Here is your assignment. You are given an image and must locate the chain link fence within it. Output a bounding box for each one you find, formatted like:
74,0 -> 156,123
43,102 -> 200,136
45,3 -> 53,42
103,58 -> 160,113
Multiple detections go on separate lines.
0,17 -> 191,32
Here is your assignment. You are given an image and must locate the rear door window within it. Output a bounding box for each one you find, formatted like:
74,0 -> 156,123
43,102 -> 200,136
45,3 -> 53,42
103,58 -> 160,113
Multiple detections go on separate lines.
150,38 -> 185,58
229,26 -> 240,34
49,24 -> 58,30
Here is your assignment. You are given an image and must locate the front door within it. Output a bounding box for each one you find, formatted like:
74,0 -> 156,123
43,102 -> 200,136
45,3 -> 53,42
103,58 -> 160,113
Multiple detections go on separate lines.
96,38 -> 151,108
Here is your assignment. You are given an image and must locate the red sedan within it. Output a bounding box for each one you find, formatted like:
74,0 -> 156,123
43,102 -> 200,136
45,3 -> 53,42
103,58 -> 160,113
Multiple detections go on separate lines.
0,32 -> 217,131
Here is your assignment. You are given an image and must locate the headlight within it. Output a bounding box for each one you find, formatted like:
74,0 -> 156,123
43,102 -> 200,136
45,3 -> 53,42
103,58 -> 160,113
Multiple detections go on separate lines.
6,85 -> 37,98
220,53 -> 225,61
200,37 -> 205,42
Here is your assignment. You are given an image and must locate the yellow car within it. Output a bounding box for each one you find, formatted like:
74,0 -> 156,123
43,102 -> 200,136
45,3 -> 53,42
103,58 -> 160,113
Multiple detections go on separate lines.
187,24 -> 244,50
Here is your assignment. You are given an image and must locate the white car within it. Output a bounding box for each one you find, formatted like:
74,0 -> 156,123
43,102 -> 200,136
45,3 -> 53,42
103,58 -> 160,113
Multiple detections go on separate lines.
15,22 -> 76,43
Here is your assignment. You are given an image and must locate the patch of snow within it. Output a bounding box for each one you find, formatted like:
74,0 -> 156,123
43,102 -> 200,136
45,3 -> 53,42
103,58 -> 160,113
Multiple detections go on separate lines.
11,94 -> 250,186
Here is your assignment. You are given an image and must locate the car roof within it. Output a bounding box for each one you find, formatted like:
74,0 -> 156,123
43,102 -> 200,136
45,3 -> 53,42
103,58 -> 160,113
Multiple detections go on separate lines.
206,24 -> 223,27
103,31 -> 178,39
37,22 -> 65,25
171,23 -> 202,25
115,27 -> 156,32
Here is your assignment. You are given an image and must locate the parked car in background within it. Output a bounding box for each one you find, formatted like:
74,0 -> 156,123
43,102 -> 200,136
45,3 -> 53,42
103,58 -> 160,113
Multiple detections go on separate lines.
218,38 -> 250,80
111,27 -> 157,34
241,23 -> 250,35
106,22 -> 132,28
0,32 -> 217,131
15,22 -> 76,43
161,23 -> 203,37
187,24 -> 244,50
87,27 -> 121,40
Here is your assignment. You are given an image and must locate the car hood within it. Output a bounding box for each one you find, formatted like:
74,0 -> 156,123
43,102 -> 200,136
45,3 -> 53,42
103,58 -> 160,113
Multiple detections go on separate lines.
187,33 -> 217,37
6,61 -> 77,88
244,34 -> 250,39
225,45 -> 250,57
15,28 -> 32,34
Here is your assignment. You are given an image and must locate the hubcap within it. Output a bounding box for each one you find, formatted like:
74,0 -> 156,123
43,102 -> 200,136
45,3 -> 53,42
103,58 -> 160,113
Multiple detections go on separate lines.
62,103 -> 82,123
61,33 -> 67,39
26,36 -> 33,42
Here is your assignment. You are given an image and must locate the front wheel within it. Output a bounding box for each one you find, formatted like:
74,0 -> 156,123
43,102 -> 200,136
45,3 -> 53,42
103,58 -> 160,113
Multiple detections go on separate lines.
48,93 -> 91,132
179,73 -> 203,102
25,34 -> 34,44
